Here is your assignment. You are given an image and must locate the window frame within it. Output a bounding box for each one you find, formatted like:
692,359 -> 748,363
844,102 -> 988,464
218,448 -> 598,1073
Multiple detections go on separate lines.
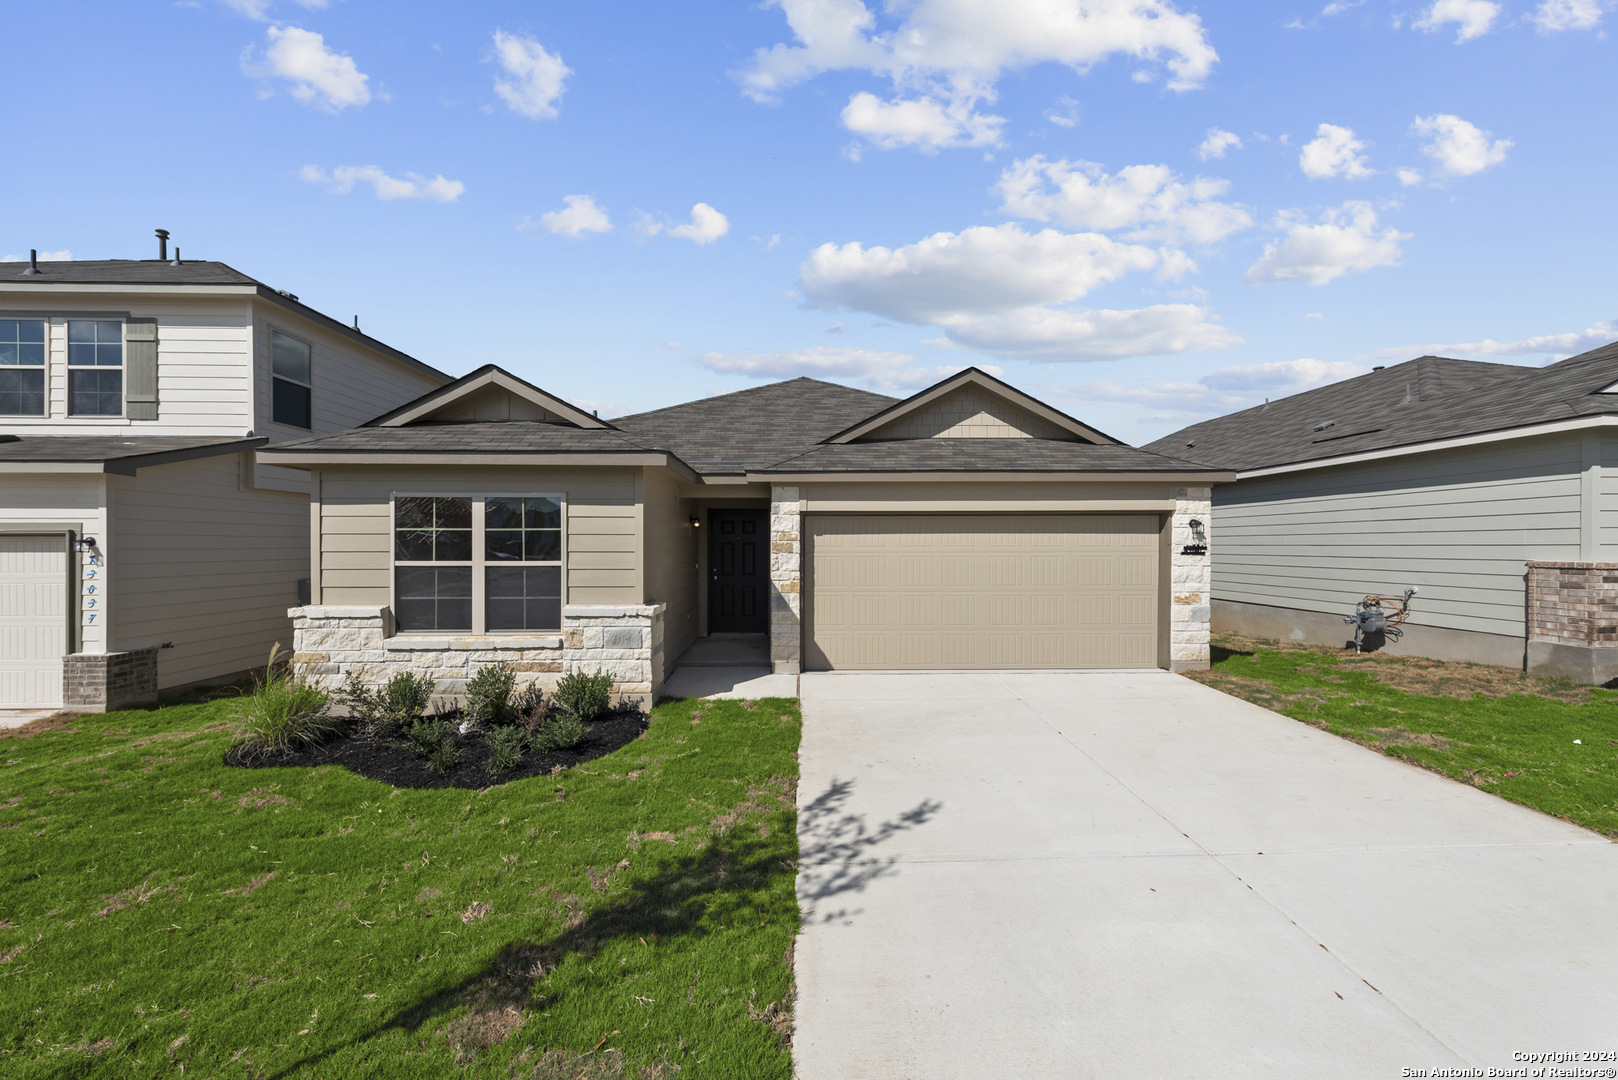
0,317 -> 48,417
269,326 -> 314,431
389,492 -> 568,636
66,319 -> 124,418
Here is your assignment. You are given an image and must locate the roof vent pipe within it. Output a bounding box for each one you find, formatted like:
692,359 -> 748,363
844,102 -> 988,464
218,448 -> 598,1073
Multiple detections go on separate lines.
353,316 -> 360,332
21,249 -> 41,275
155,229 -> 169,261
170,247 -> 181,267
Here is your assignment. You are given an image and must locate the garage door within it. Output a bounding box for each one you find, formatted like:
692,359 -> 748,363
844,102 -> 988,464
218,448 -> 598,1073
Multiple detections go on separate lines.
0,535 -> 68,708
806,514 -> 1159,670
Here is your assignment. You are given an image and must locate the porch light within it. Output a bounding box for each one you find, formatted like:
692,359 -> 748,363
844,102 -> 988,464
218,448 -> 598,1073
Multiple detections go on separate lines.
689,516 -> 701,528
75,535 -> 99,551
1187,519 -> 1206,543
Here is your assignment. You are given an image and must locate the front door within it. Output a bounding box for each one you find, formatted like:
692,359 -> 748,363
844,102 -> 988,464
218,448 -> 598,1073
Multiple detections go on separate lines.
709,510 -> 767,633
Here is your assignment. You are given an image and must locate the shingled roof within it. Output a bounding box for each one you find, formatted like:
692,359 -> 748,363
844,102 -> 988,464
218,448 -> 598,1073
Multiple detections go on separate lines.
756,439 -> 1212,474
1145,342 -> 1618,472
612,378 -> 899,474
0,435 -> 266,474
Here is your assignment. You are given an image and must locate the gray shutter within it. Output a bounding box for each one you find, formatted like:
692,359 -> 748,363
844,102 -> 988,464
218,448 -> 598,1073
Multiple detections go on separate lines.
125,318 -> 158,420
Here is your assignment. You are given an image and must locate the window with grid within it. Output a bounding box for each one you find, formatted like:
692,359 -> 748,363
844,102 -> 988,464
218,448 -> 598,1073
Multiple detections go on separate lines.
68,320 -> 122,416
271,330 -> 312,429
392,496 -> 563,634
0,319 -> 45,416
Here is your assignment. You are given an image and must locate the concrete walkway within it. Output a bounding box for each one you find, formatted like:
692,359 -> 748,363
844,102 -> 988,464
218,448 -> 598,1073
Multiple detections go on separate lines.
794,670 -> 1618,1079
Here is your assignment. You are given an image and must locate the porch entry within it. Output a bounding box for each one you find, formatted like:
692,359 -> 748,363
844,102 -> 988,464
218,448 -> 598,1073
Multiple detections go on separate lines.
708,509 -> 768,633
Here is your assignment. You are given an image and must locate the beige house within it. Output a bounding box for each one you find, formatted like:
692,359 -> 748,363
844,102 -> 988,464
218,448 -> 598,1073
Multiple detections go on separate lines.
262,365 -> 1228,704
0,252 -> 449,711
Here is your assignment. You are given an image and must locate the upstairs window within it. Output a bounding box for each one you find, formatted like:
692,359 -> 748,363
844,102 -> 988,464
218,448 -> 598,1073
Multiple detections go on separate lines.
392,495 -> 564,634
68,320 -> 122,416
271,330 -> 312,429
0,319 -> 46,416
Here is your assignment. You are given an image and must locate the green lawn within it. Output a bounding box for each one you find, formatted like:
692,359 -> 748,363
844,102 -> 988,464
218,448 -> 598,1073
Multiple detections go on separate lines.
0,693 -> 802,1079
1190,635 -> 1618,838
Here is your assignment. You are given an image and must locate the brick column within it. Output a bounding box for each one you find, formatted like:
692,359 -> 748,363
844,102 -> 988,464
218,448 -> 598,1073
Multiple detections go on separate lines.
1169,486 -> 1212,672
1525,562 -> 1618,683
769,485 -> 802,675
62,646 -> 159,713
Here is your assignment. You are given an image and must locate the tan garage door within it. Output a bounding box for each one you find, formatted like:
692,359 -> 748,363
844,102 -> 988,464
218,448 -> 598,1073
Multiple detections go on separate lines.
0,535 -> 68,708
806,514 -> 1159,670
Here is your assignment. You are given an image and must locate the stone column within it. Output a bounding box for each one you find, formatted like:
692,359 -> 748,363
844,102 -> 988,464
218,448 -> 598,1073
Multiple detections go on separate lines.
562,603 -> 666,707
1169,486 -> 1212,672
769,485 -> 802,675
291,605 -> 390,691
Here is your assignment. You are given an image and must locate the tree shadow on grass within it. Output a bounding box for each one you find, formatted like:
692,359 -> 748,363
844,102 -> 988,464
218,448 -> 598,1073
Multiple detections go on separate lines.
266,778 -> 939,1077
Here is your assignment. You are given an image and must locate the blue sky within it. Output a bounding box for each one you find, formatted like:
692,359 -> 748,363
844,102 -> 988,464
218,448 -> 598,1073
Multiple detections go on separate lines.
5,0 -> 1615,443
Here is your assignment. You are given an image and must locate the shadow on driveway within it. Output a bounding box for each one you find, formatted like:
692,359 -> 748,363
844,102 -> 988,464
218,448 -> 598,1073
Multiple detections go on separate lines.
796,778 -> 943,926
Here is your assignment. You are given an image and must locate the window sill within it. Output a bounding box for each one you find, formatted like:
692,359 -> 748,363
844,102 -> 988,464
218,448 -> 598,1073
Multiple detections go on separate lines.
383,634 -> 562,652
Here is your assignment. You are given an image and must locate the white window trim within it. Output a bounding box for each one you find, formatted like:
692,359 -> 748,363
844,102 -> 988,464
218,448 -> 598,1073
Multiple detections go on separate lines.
0,316 -> 48,418
389,492 -> 568,636
269,326 -> 314,431
65,318 -> 125,418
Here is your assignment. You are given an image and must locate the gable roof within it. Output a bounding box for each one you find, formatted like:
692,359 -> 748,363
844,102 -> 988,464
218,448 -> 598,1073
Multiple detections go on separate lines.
364,364 -> 610,429
753,439 -> 1216,476
1,258 -> 451,385
825,367 -> 1119,445
1141,350 -> 1618,472
612,378 -> 898,475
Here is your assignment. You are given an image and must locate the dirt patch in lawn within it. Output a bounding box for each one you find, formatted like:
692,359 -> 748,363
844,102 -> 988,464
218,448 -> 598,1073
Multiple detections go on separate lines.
0,712 -> 82,740
224,711 -> 648,790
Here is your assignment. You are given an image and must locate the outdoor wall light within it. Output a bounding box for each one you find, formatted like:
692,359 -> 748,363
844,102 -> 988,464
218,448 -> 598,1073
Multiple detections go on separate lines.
689,516 -> 701,528
1187,519 -> 1206,543
75,536 -> 99,551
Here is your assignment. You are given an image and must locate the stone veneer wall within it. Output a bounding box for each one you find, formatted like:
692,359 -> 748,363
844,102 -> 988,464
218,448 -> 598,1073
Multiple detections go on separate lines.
1169,486 -> 1213,673
62,646 -> 160,713
768,485 -> 802,675
290,603 -> 665,706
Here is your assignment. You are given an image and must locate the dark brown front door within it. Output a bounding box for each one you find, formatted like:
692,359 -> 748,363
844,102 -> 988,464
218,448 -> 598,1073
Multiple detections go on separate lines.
709,510 -> 767,633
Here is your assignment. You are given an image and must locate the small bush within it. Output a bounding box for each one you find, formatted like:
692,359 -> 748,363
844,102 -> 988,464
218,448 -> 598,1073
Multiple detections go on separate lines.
485,724 -> 529,775
512,683 -> 546,723
428,740 -> 461,774
465,663 -> 519,726
533,712 -> 586,752
334,669 -> 436,735
232,645 -> 336,756
553,670 -> 614,722
405,716 -> 456,758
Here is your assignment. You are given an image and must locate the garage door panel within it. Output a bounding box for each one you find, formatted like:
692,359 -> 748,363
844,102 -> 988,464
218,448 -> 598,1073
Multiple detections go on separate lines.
807,515 -> 1159,671
0,535 -> 67,708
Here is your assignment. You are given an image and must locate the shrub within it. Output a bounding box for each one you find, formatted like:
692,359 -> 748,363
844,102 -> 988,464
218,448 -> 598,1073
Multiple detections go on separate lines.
428,740 -> 461,774
533,712 -> 586,752
465,663 -> 519,726
553,670 -> 614,722
485,724 -> 529,775
405,716 -> 456,759
232,644 -> 336,756
512,683 -> 546,723
334,669 -> 436,735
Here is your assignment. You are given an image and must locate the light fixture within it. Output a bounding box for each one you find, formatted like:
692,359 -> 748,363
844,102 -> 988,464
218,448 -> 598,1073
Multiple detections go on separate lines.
689,516 -> 701,528
1187,519 -> 1206,544
75,535 -> 98,551
1180,518 -> 1207,556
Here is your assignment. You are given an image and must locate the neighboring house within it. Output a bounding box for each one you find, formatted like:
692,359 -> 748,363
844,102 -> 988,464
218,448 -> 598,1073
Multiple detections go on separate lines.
260,366 -> 1229,705
1145,341 -> 1618,682
0,251 -> 450,711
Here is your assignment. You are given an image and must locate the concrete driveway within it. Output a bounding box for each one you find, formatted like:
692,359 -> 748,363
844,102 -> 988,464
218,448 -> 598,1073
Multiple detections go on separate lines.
793,670 -> 1618,1079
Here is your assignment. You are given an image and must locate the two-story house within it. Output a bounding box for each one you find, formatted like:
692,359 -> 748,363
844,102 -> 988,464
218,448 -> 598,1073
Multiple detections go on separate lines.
0,242 -> 450,711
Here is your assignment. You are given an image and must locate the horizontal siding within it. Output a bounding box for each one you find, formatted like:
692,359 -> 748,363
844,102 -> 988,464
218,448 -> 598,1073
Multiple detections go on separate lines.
110,455 -> 308,689
643,468 -> 697,663
316,467 -> 640,609
0,473 -> 108,655
1213,433 -> 1585,640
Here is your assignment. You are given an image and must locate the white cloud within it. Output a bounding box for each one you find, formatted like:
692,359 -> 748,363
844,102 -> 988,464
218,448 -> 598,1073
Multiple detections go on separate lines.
1197,128 -> 1242,161
221,0 -> 274,18
523,194 -> 611,237
840,92 -> 1004,151
1397,167 -> 1425,186
798,222 -> 1236,360
1412,0 -> 1501,41
1298,123 -> 1374,179
1377,320 -> 1618,362
1412,114 -> 1510,177
1,250 -> 72,262
1052,357 -> 1363,425
1322,0 -> 1368,14
300,165 -> 464,202
1244,202 -> 1410,286
692,346 -> 1001,393
491,30 -> 570,120
255,26 -> 371,111
1532,0 -> 1609,31
663,203 -> 730,245
994,156 -> 1252,245
1046,96 -> 1081,128
739,0 -> 1218,153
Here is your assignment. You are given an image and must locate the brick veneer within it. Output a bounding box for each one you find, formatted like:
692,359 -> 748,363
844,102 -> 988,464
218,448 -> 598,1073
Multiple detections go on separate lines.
62,647 -> 160,713
1526,562 -> 1618,647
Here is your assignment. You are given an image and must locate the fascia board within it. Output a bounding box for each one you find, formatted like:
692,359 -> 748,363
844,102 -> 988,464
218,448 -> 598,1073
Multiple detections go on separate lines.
0,463 -> 106,474
744,470 -> 1236,483
0,438 -> 265,475
0,283 -> 258,296
255,451 -> 678,469
1234,414 -> 1618,480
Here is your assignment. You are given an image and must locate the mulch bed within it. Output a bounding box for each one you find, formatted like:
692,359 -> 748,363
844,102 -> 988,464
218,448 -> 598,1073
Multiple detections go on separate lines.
223,711 -> 649,790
